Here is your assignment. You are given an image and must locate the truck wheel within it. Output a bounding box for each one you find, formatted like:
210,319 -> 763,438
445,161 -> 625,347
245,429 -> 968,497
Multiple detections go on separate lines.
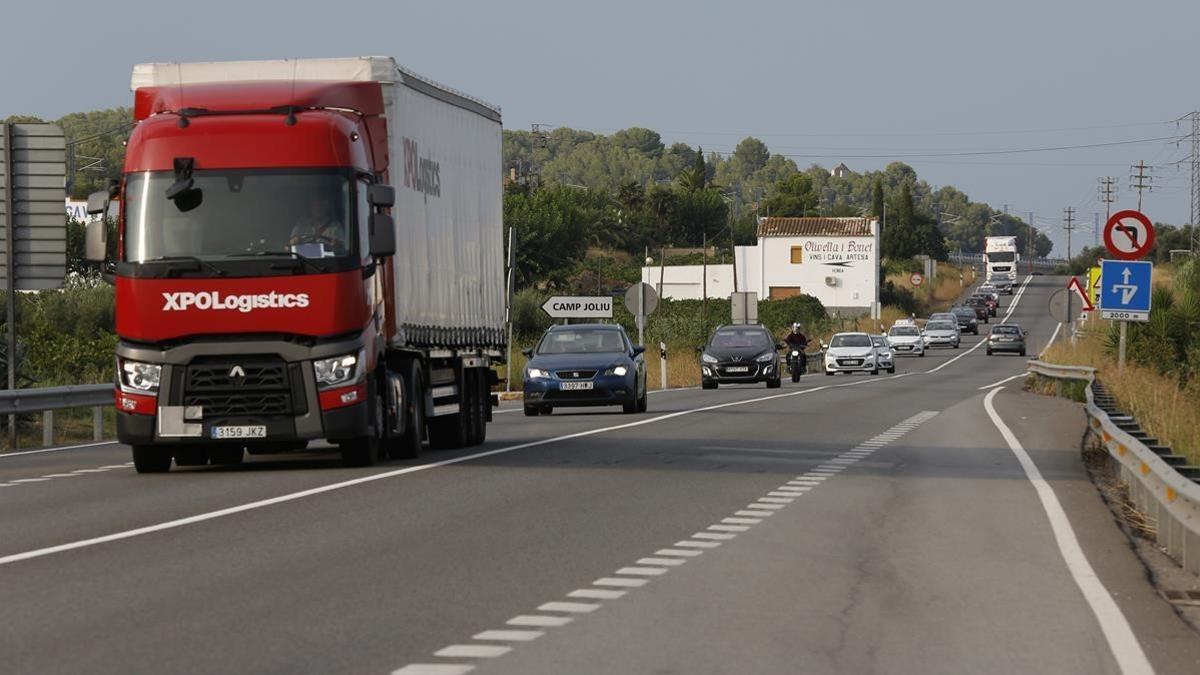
173,447 -> 209,467
209,447 -> 244,466
132,445 -> 172,473
389,365 -> 423,460
341,379 -> 383,467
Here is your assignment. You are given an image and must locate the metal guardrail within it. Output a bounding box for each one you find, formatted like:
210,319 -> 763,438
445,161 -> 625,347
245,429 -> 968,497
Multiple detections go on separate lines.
0,384 -> 113,448
1027,359 -> 1200,575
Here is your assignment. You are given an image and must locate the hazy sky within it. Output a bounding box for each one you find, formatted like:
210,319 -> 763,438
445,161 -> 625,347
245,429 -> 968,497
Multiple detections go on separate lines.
5,0 -> 1198,255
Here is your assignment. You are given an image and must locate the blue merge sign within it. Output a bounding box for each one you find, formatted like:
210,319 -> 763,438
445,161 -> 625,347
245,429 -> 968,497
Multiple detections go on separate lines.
1099,259 -> 1152,321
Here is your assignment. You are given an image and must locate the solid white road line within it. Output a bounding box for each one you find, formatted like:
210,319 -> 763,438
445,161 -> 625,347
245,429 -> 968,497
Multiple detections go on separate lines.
983,388 -> 1152,675
0,440 -> 119,460
925,275 -> 1034,375
978,372 -> 1030,390
1040,321 -> 1063,358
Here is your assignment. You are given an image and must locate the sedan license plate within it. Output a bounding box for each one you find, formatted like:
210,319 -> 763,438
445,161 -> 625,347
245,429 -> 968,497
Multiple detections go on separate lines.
560,381 -> 594,391
725,366 -> 750,373
212,425 -> 266,439
841,359 -> 862,366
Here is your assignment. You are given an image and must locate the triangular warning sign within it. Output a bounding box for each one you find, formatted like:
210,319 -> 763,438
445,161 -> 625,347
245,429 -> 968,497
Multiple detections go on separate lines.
1067,276 -> 1094,312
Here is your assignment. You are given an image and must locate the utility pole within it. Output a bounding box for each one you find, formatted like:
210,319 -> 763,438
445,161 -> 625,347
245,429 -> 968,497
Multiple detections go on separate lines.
1027,212 -> 1035,274
1190,111 -> 1200,254
1063,207 -> 1076,262
1129,161 -> 1152,211
1098,176 -> 1116,247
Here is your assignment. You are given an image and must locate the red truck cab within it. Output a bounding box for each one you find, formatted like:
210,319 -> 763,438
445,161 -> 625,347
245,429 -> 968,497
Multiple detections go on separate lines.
88,81 -> 402,471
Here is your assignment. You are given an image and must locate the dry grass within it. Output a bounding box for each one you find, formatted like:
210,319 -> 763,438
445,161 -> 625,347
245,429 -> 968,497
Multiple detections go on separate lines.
1041,331 -> 1200,465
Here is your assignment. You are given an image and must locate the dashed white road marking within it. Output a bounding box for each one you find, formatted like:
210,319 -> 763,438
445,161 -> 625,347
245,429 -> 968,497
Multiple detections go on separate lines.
638,557 -> 687,566
675,540 -> 721,548
594,577 -> 648,588
568,588 -> 626,600
434,645 -> 511,658
692,531 -> 737,540
983,388 -> 1151,675
473,630 -> 544,642
708,524 -> 750,532
391,664 -> 476,675
656,548 -> 703,557
722,517 -> 762,525
507,615 -> 573,628
614,567 -> 668,576
735,510 -> 774,518
539,601 -> 600,614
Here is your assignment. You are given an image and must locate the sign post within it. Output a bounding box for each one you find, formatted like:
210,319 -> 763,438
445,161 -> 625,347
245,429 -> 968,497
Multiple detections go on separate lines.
624,282 -> 659,347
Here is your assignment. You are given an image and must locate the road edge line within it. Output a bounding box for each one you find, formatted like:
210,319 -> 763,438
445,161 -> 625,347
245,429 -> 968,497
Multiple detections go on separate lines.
983,387 -> 1153,675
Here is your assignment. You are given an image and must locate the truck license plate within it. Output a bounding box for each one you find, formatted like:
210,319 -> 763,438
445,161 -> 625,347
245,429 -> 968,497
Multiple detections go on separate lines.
560,381 -> 594,391
212,425 -> 267,439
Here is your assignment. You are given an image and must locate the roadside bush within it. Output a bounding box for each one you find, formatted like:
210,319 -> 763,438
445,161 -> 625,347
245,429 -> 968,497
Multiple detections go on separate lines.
510,288 -> 553,342
880,280 -> 918,315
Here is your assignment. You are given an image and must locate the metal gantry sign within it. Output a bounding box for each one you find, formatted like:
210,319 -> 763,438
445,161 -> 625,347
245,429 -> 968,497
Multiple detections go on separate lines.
1099,260 -> 1152,322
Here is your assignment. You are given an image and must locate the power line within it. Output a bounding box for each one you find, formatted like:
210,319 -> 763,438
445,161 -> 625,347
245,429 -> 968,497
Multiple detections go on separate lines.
757,135 -> 1183,160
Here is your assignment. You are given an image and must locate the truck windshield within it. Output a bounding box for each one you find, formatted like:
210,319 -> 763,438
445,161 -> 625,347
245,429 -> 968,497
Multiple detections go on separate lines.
123,169 -> 355,263
987,251 -> 1016,262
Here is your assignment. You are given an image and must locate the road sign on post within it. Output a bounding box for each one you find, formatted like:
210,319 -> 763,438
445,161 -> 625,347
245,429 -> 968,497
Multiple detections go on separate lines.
910,273 -> 923,287
541,296 -> 614,320
1087,267 -> 1102,308
624,282 -> 658,346
1099,260 -> 1151,322
1102,210 -> 1156,261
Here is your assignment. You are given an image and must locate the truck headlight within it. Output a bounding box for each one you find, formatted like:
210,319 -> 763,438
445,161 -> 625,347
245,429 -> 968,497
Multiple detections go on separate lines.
604,365 -> 629,376
701,353 -> 718,364
119,358 -> 161,393
314,351 -> 361,389
526,367 -> 551,380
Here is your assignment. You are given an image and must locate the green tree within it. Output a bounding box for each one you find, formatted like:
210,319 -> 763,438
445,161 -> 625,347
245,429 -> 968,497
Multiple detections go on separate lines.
872,177 -> 885,219
766,173 -> 817,217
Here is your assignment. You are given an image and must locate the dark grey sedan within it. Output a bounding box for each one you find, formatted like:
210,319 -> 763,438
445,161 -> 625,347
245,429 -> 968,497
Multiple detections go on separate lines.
986,324 -> 1027,356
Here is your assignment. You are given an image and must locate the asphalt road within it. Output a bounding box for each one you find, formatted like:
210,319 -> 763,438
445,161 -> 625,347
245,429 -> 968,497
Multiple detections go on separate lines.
1,275 -> 1198,674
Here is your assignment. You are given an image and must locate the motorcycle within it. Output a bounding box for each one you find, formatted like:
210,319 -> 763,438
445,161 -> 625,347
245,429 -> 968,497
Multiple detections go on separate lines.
787,347 -> 807,382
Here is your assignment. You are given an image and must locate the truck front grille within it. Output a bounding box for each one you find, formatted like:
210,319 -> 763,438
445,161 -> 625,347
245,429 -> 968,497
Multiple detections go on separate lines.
181,357 -> 298,418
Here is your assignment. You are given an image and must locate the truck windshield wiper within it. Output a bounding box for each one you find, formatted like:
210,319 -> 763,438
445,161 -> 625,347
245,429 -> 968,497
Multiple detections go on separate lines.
145,256 -> 227,277
227,251 -> 325,274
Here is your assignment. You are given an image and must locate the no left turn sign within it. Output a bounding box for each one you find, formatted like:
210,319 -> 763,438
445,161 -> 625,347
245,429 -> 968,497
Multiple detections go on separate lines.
1102,209 -> 1155,261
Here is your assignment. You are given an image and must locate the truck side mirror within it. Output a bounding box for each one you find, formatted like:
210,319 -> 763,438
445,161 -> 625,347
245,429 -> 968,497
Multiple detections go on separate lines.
85,219 -> 107,263
85,190 -> 109,216
368,184 -> 395,208
369,213 -> 396,257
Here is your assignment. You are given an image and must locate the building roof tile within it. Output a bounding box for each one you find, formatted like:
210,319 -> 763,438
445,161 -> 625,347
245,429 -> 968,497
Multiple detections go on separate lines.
757,217 -> 876,237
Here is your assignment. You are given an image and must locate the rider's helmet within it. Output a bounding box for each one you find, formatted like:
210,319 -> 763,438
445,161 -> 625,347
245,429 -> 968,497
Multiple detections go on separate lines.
792,322 -> 802,333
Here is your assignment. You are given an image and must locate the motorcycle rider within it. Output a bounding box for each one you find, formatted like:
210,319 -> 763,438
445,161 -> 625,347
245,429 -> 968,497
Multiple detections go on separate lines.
785,323 -> 809,373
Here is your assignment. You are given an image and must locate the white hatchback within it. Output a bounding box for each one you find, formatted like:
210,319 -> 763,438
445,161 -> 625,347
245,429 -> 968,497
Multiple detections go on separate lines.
887,324 -> 925,357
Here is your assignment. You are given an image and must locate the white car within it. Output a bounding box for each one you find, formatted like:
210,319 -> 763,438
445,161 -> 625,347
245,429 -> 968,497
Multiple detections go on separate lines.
823,332 -> 880,375
923,320 -> 960,349
870,335 -> 895,374
887,324 -> 925,357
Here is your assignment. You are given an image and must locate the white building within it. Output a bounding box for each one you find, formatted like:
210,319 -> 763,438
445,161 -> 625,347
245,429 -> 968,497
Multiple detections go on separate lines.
643,217 -> 881,314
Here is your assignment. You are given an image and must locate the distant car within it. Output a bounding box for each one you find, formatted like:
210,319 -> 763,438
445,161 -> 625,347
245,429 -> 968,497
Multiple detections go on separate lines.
929,312 -> 957,325
987,324 -> 1028,356
523,324 -> 647,416
977,287 -> 1001,308
923,320 -> 961,349
870,335 -> 896,374
823,332 -> 880,375
887,324 -> 925,357
700,325 -> 781,389
988,278 -> 1016,294
950,306 -> 980,334
966,296 -> 992,322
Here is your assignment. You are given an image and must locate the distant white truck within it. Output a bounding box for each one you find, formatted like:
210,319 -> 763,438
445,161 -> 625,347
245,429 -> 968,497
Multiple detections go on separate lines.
983,236 -> 1018,294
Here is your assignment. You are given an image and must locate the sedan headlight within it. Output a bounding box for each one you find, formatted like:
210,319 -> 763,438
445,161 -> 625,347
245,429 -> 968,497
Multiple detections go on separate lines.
604,365 -> 629,376
119,358 -> 161,393
314,351 -> 361,389
755,351 -> 777,363
525,367 -> 552,380
701,353 -> 719,364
